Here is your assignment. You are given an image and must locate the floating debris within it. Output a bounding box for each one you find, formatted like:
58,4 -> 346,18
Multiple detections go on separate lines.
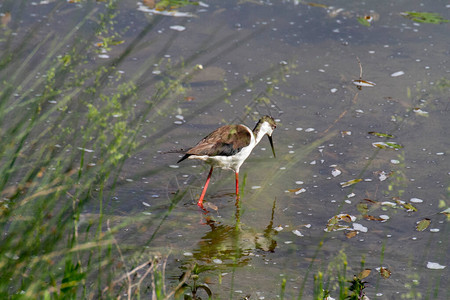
390,71 -> 405,77
358,269 -> 372,279
379,215 -> 389,222
372,142 -> 403,150
292,229 -> 304,237
352,223 -> 368,232
363,215 -> 386,222
340,178 -> 362,188
396,200 -> 417,212
352,79 -> 376,87
440,207 -> 450,216
401,12 -> 449,24
413,107 -> 429,116
368,131 -> 394,138
274,225 -> 284,232
374,170 -> 393,181
345,230 -> 358,239
416,218 -> 431,231
410,197 -> 424,203
426,262 -> 446,270
170,25 -> 186,32
331,168 -> 342,177
288,187 -> 306,195
137,2 -> 195,17
325,214 -> 356,232
378,267 -> 392,278
341,130 -> 352,137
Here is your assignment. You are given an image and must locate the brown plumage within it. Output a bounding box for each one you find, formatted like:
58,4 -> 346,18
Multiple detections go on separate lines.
177,125 -> 251,162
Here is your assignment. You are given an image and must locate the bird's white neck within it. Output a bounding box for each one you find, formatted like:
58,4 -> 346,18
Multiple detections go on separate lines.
253,121 -> 273,145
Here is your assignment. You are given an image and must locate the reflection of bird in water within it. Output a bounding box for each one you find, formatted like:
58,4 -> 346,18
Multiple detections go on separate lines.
190,199 -> 279,267
177,116 -> 277,210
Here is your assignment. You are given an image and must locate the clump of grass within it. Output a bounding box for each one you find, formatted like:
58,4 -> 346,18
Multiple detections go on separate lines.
312,250 -> 369,300
0,1 -> 187,298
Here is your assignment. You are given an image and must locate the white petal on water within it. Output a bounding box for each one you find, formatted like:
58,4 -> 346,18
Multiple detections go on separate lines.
295,127 -> 303,131
142,201 -> 151,207
292,230 -> 304,237
142,212 -> 152,215
251,186 -> 261,189
213,259 -> 223,264
353,223 -> 368,232
183,252 -> 193,256
169,165 -> 179,168
379,215 -> 390,221
170,25 -> 186,32
98,54 -> 110,59
274,225 -> 284,232
295,188 -> 306,195
390,159 -> 400,164
390,71 -> 405,77
330,88 -> 338,93
426,262 -> 446,270
304,128 -> 315,132
331,168 -> 342,177
378,171 -> 388,181
295,181 -> 304,184
347,193 -> 355,198
410,197 -> 424,203
429,228 -> 440,232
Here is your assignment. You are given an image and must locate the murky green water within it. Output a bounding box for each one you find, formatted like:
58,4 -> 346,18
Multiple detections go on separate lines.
2,0 -> 448,298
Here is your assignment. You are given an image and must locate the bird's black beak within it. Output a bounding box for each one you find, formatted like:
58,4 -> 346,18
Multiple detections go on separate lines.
268,135 -> 276,158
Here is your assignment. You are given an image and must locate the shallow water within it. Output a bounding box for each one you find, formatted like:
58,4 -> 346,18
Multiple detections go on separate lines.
3,0 -> 449,298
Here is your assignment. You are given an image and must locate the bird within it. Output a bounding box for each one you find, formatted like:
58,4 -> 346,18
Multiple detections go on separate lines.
177,115 -> 277,209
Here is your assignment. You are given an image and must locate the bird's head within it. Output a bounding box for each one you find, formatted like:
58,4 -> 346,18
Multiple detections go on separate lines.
255,115 -> 277,157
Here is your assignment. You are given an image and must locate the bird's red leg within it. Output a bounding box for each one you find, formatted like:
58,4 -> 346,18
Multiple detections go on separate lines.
235,171 -> 240,198
198,166 -> 213,208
